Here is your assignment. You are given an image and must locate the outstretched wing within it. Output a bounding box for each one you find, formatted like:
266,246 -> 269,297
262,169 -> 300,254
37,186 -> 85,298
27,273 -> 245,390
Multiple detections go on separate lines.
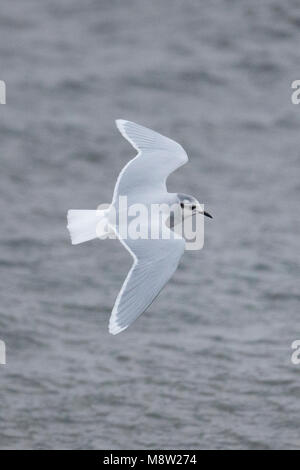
109,234 -> 185,335
112,120 -> 188,202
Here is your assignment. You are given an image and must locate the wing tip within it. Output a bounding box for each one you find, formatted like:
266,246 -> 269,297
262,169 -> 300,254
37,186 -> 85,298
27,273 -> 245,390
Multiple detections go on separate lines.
115,119 -> 140,152
115,119 -> 127,132
108,312 -> 129,335
108,321 -> 128,336
115,118 -> 188,163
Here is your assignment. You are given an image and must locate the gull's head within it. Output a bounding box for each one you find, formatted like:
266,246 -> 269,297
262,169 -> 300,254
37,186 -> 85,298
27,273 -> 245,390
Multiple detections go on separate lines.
177,193 -> 213,219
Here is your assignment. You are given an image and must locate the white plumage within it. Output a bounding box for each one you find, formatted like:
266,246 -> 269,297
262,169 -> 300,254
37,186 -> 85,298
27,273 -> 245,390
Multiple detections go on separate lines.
67,120 -> 207,335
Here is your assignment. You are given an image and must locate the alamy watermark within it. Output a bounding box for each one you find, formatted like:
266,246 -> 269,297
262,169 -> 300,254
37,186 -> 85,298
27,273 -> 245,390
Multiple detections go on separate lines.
68,197 -> 208,250
0,80 -> 6,104
291,340 -> 300,365
94,197 -> 206,250
0,340 -> 6,365
291,80 -> 300,104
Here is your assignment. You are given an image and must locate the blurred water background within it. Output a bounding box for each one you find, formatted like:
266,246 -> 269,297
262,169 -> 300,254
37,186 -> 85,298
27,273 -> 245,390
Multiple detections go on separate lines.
0,0 -> 300,450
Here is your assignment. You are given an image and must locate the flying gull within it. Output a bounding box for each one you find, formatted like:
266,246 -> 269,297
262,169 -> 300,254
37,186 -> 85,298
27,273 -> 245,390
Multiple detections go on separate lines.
67,120 -> 212,334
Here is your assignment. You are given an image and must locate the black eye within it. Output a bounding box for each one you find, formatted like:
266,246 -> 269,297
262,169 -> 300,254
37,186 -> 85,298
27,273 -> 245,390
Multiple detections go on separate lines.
191,205 -> 196,210
180,202 -> 184,208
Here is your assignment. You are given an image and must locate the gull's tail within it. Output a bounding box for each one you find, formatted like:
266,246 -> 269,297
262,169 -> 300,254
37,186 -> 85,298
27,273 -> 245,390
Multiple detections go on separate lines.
67,210 -> 109,245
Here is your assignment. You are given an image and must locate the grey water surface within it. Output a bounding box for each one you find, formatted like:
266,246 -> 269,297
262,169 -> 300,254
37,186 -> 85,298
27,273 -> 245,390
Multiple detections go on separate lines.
0,0 -> 300,450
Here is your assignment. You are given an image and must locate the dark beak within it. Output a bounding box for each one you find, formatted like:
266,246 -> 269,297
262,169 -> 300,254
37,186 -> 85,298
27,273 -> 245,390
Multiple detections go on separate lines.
204,211 -> 213,219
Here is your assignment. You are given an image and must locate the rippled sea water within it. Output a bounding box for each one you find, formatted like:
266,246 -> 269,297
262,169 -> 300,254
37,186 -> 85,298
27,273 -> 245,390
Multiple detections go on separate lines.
0,0 -> 300,450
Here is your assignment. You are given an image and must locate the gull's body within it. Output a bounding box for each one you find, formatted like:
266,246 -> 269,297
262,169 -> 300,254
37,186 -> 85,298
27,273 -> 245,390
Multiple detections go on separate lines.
67,120 -> 211,335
